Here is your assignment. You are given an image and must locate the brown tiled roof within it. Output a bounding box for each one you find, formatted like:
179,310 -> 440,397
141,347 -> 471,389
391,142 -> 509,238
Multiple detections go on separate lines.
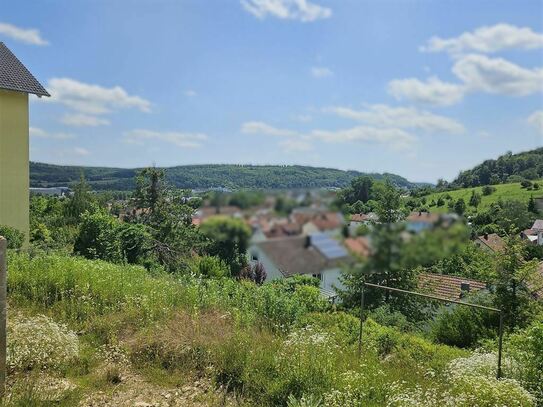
406,211 -> 440,224
263,222 -> 302,239
475,233 -> 505,253
255,236 -> 350,277
418,272 -> 487,300
310,212 -> 342,231
0,42 -> 49,96
344,237 -> 371,257
351,213 -> 370,222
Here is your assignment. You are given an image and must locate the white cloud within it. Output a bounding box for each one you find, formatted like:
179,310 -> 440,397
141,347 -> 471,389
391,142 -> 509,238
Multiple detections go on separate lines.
60,114 -> 110,127
185,89 -> 197,97
387,77 -> 466,106
421,24 -> 543,55
279,139 -> 313,153
44,78 -> 151,115
310,126 -> 415,150
325,104 -> 465,134
241,120 -> 416,151
30,127 -> 75,140
528,110 -> 543,135
241,0 -> 331,22
0,22 -> 48,46
452,54 -> 543,96
124,129 -> 207,148
241,121 -> 299,137
73,147 -> 90,156
310,66 -> 333,78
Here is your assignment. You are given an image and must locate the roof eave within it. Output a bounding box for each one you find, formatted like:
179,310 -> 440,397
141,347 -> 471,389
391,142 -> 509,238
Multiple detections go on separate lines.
0,84 -> 50,97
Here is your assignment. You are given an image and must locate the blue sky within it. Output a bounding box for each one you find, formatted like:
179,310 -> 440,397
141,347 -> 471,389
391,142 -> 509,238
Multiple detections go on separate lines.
2,0 -> 542,182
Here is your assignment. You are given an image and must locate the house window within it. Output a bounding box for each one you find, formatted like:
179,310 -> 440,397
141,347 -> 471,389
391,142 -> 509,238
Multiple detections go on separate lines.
251,252 -> 259,261
312,273 -> 322,280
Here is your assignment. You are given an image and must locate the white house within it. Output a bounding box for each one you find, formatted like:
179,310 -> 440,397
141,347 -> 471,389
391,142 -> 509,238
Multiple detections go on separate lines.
248,233 -> 352,297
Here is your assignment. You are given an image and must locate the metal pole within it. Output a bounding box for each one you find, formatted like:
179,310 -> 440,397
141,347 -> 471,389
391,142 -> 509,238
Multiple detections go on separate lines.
357,284 -> 365,358
497,311 -> 504,379
362,281 -> 504,379
0,237 -> 6,398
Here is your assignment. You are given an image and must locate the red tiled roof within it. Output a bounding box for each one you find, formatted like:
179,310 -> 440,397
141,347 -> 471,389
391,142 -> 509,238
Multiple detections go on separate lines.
263,222 -> 302,239
475,233 -> 505,253
418,272 -> 487,300
344,237 -> 371,257
310,212 -> 342,231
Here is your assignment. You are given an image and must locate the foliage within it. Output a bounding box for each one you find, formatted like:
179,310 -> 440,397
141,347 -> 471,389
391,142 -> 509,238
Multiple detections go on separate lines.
63,174 -> 96,223
74,210 -> 123,263
430,293 -> 498,348
129,167 -> 204,271
240,261 -> 267,284
507,319 -> 543,402
200,216 -> 251,277
0,225 -> 24,249
30,162 -> 423,191
452,148 -> 543,188
494,236 -> 541,328
7,251 -> 539,406
453,198 -> 466,215
421,180 -> 542,215
188,255 -> 230,278
341,181 -> 419,316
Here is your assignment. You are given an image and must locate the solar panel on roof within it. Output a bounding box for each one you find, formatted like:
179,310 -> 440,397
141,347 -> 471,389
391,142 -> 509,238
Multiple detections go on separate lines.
310,233 -> 348,259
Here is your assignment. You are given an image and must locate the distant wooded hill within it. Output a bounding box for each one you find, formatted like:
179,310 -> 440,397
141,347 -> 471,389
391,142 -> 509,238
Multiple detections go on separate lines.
30,162 -> 427,191
452,148 -> 543,188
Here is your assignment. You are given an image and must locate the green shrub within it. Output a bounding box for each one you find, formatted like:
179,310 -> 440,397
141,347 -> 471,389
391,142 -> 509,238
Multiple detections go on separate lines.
0,225 -> 24,249
430,300 -> 498,348
74,210 -> 123,263
507,319 -> 543,403
189,255 -> 229,278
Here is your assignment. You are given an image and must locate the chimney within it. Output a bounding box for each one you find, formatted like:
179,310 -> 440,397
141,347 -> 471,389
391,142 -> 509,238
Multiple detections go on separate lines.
460,282 -> 470,297
484,233 -> 489,240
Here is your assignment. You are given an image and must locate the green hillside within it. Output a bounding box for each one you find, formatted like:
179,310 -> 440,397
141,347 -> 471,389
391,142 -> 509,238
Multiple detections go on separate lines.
452,148 -> 543,188
30,162 -> 427,191
423,181 -> 543,213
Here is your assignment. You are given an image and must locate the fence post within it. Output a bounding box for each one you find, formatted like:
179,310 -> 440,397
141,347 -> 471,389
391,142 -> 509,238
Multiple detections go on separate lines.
0,236 -> 6,398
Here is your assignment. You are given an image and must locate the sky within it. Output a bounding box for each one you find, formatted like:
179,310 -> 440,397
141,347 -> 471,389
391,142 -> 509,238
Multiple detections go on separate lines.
1,0 -> 543,183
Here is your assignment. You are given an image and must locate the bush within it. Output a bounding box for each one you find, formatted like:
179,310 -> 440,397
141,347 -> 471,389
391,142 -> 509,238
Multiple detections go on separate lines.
430,298 -> 498,348
0,225 -> 24,249
189,255 -> 229,278
482,185 -> 496,196
7,314 -> 79,372
507,320 -> 543,402
74,210 -> 123,263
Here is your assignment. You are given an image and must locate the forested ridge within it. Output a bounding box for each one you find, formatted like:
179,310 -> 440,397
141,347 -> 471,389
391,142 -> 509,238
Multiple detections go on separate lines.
30,162 -> 425,190
452,148 -> 543,188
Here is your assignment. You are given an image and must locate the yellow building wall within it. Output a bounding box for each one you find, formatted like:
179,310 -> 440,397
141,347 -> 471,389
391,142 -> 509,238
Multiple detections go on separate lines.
0,90 -> 29,244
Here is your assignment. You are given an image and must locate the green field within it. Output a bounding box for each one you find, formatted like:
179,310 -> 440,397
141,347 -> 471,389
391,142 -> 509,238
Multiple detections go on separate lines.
423,181 -> 543,213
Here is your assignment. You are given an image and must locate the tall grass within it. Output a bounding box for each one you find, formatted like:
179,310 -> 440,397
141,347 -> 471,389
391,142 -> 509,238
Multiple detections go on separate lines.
7,252 -> 536,406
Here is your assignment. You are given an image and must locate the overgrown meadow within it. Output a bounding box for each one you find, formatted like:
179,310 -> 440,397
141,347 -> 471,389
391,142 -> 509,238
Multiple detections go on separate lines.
4,252 -> 541,406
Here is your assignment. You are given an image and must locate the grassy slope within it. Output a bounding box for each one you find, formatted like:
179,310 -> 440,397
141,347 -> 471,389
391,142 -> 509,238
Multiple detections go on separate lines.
424,181 -> 543,213
6,253 -> 468,406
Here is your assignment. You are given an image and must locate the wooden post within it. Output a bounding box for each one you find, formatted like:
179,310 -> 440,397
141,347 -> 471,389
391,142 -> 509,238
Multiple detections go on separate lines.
0,236 -> 6,398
